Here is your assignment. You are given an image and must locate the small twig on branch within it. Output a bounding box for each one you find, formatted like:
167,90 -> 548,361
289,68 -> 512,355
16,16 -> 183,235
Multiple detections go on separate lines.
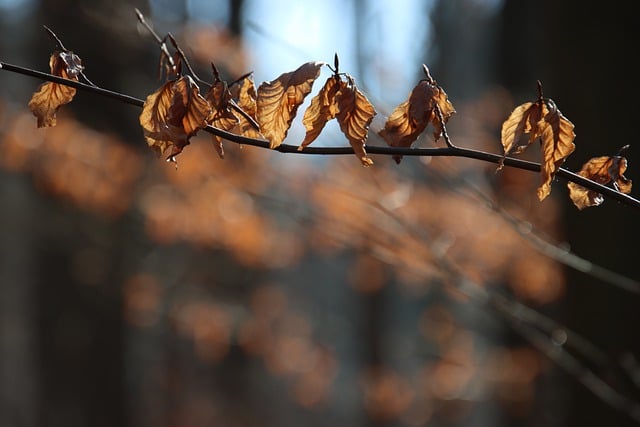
166,33 -> 211,88
41,25 -> 96,86
43,25 -> 67,51
0,60 -> 638,210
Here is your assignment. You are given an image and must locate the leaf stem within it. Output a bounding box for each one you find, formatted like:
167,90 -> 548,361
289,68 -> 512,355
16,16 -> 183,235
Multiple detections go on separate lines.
1,60 -> 638,210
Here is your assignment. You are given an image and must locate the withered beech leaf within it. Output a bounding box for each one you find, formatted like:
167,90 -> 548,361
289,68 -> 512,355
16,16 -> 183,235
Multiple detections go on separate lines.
567,155 -> 633,210
257,61 -> 324,149
335,78 -> 377,166
230,74 -> 263,140
499,100 -> 575,201
378,79 -> 455,163
28,51 -> 83,127
537,103 -> 576,200
500,102 -> 544,157
206,80 -> 238,159
139,75 -> 212,161
299,76 -> 341,149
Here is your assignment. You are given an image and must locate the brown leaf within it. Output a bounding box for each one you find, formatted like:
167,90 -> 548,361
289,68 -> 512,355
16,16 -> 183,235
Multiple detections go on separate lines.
139,75 -> 212,161
500,100 -> 575,200
257,61 -> 324,149
378,80 -> 455,163
299,76 -> 341,149
567,155 -> 632,209
335,78 -> 377,166
500,102 -> 545,157
28,51 -> 83,127
537,103 -> 576,200
231,74 -> 263,140
299,76 -> 376,165
206,80 -> 238,159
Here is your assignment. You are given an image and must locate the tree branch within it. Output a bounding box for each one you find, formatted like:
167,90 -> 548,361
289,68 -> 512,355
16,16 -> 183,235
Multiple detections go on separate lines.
1,60 -> 638,210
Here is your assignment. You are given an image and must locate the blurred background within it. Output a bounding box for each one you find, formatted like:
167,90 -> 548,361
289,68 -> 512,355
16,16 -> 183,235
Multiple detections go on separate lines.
1,1 -> 639,426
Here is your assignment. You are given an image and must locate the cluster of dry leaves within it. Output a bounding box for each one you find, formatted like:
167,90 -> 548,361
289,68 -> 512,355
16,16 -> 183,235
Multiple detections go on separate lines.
27,41 -> 631,209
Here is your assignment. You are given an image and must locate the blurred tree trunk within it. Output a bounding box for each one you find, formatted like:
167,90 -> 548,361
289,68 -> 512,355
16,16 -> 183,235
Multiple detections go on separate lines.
0,176 -> 39,427
538,2 -> 640,426
497,1 -> 640,425
229,0 -> 244,35
25,1 -> 151,426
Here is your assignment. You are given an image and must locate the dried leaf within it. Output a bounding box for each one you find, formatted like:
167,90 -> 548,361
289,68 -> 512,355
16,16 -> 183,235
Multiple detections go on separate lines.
206,80 -> 238,158
257,61 -> 324,149
568,155 -> 632,209
500,102 -> 544,157
139,75 -> 212,160
335,78 -> 377,166
378,80 -> 455,163
230,74 -> 263,140
28,51 -> 83,127
299,76 -> 376,165
537,103 -> 576,200
500,100 -> 575,200
299,76 -> 341,149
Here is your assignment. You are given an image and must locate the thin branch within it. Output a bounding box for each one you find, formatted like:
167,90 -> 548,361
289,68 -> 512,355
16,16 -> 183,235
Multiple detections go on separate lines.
43,25 -> 67,51
434,103 -> 455,148
166,33 -> 211,88
41,26 -> 95,86
135,8 -> 176,79
1,60 -> 638,210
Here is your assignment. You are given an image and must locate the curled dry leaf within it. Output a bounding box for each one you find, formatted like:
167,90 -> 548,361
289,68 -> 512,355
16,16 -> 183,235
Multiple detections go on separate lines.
537,103 -> 576,200
500,102 -> 542,157
257,61 -> 324,149
568,155 -> 632,209
300,76 -> 341,149
139,75 -> 212,161
500,100 -> 575,201
28,51 -> 84,127
230,74 -> 263,140
335,78 -> 376,166
206,80 -> 238,158
300,76 -> 376,166
378,79 -> 455,163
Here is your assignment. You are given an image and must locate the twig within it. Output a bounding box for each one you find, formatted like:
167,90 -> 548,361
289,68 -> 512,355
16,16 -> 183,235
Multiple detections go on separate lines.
135,8 -> 176,79
0,60 -> 638,210
41,25 -> 95,86
166,33 -> 210,88
43,25 -> 67,51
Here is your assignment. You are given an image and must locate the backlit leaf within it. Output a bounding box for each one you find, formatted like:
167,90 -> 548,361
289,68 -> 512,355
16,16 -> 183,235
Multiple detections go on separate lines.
537,103 -> 576,200
568,154 -> 632,209
231,74 -> 263,140
299,76 -> 376,165
378,79 -> 455,163
299,76 -> 341,149
28,51 -> 83,127
257,61 -> 324,149
500,102 -> 544,157
206,80 -> 238,158
500,98 -> 575,201
335,78 -> 376,166
139,75 -> 212,161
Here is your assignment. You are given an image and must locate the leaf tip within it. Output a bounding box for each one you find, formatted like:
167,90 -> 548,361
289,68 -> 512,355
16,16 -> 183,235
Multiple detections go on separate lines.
361,156 -> 374,167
